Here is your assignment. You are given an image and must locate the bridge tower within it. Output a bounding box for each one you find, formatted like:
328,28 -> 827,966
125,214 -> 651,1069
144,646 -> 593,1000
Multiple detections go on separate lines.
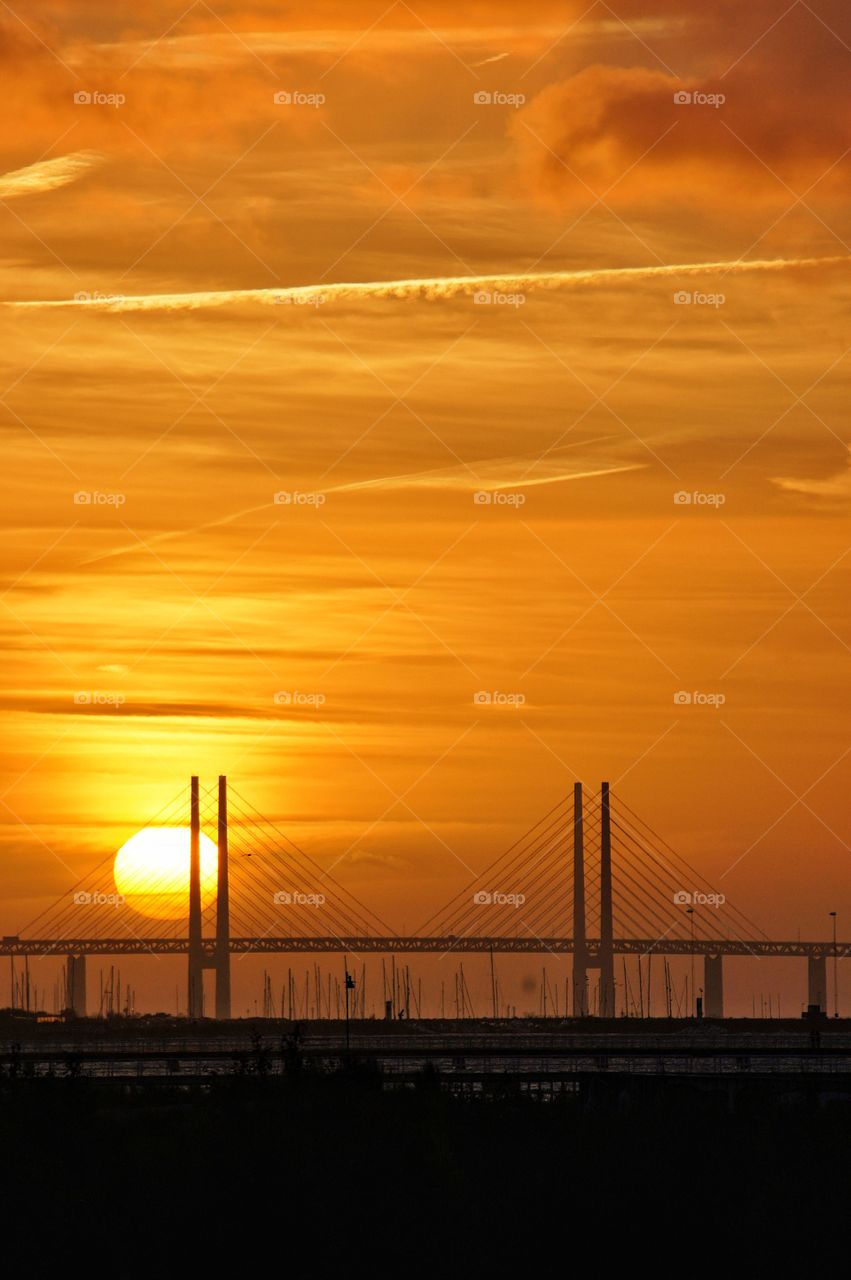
187,775 -> 204,1018
572,782 -> 588,1015
215,774 -> 231,1019
598,781 -> 616,1017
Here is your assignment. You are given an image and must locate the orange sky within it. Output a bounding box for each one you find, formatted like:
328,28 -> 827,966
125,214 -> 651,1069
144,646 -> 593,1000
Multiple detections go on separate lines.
1,2 -> 850,1013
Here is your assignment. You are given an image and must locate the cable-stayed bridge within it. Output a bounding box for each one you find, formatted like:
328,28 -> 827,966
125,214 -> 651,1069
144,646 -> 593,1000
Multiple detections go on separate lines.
1,778 -> 845,1018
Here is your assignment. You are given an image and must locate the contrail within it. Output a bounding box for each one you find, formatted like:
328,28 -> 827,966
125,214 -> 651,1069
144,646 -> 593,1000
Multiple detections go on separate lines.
81,443 -> 644,565
472,51 -> 511,66
6,255 -> 847,312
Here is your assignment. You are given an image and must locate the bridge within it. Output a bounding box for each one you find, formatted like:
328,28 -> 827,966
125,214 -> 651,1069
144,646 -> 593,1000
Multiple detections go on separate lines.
2,778 -> 844,1018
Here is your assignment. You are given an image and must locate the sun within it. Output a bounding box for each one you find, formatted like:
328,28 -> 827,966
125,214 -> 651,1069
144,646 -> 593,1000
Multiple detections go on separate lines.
114,827 -> 218,921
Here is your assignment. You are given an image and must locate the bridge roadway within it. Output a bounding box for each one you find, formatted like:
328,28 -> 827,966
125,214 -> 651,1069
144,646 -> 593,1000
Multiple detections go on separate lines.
3,1024 -> 851,1085
2,935 -> 851,958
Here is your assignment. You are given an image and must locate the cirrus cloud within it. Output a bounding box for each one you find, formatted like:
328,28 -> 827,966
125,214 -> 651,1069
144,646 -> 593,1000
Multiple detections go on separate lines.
0,150 -> 103,199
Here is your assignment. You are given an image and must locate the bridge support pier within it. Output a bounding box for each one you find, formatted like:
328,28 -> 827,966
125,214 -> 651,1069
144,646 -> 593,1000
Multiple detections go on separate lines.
704,954 -> 724,1018
188,775 -> 204,1018
66,953 -> 86,1016
808,955 -> 827,1012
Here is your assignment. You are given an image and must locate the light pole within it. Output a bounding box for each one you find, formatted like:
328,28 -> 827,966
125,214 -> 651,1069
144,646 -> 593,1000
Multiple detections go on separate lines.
830,912 -> 838,1019
344,959 -> 355,1052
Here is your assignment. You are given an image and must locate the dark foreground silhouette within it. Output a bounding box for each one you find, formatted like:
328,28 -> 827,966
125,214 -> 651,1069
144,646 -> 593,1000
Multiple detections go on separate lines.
1,1061 -> 851,1272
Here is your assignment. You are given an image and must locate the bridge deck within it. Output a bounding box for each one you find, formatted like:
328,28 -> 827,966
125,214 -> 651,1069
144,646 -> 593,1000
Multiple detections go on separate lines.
4,936 -> 851,958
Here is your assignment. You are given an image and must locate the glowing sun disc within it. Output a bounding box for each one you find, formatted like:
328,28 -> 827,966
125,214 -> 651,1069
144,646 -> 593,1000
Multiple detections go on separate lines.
114,827 -> 217,921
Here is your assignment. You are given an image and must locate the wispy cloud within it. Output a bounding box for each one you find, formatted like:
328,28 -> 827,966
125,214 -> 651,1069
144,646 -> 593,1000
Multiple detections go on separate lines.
7,255 -> 847,312
773,447 -> 851,499
0,151 -> 103,201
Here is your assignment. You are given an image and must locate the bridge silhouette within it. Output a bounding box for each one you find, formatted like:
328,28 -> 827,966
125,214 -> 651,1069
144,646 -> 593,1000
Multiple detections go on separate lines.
2,778 -> 845,1018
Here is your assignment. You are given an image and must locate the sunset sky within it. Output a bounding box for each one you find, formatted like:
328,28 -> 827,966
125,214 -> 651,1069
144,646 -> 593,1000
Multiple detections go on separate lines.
1,2 -> 850,1013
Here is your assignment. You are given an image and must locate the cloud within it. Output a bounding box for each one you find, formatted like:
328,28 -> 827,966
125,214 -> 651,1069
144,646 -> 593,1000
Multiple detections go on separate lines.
7,254 -> 846,311
773,447 -> 851,499
511,3 -> 851,208
0,151 -> 102,199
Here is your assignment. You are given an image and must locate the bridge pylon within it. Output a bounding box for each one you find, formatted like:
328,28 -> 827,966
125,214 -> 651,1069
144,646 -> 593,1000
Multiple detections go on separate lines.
185,775 -> 232,1019
187,776 -> 204,1017
215,775 -> 231,1019
572,782 -> 588,1015
598,781 -> 616,1016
